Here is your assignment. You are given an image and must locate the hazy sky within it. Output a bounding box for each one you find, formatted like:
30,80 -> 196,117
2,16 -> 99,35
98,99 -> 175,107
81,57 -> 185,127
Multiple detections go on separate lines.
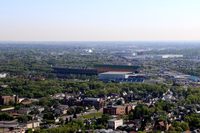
0,0 -> 200,41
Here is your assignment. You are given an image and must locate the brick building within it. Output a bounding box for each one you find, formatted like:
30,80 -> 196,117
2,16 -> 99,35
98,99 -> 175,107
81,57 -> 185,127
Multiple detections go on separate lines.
0,95 -> 19,105
103,105 -> 132,115
82,97 -> 105,109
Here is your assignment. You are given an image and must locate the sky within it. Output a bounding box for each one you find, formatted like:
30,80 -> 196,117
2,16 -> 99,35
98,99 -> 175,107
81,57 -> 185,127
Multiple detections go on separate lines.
0,0 -> 200,41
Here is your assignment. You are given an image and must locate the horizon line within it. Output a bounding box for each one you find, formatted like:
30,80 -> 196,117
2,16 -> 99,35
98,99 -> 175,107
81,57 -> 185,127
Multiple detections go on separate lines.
1,40 -> 200,43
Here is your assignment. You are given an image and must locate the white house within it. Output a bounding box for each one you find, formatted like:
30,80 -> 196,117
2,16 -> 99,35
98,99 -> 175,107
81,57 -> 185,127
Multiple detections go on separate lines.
108,119 -> 123,129
0,73 -> 7,78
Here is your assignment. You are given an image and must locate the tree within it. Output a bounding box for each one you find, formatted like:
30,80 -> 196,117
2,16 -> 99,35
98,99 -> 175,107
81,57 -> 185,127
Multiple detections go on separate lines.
17,115 -> 32,123
59,118 -> 65,125
65,118 -> 69,124
155,100 -> 174,112
185,114 -> 200,129
73,113 -> 77,118
172,121 -> 189,132
129,104 -> 152,120
29,109 -> 40,115
67,107 -> 75,115
0,113 -> 14,121
75,106 -> 84,114
96,114 -> 110,126
43,112 -> 54,120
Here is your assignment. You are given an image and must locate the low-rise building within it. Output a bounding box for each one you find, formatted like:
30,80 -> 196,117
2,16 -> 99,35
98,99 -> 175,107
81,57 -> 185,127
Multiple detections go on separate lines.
25,120 -> 40,130
0,120 -> 18,128
108,119 -> 123,129
17,108 -> 31,115
0,95 -> 19,105
54,105 -> 68,115
82,97 -> 104,109
103,105 -> 132,115
20,98 -> 33,105
0,73 -> 7,78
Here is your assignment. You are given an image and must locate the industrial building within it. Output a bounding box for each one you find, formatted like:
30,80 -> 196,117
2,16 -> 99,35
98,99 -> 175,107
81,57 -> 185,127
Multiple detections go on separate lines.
53,67 -> 98,78
52,64 -> 142,80
94,64 -> 141,73
99,72 -> 131,81
98,71 -> 146,83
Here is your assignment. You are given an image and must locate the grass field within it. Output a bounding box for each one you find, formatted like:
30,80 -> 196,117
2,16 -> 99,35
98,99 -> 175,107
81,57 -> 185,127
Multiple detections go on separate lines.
81,112 -> 103,119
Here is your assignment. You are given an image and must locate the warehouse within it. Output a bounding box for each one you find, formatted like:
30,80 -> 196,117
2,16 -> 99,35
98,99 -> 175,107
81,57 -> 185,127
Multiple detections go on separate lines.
99,71 -> 132,81
99,71 -> 146,82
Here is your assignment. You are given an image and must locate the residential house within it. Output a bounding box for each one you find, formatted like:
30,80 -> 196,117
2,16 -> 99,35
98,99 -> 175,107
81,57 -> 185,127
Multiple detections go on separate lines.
25,120 -> 40,131
82,97 -> 104,109
0,95 -> 18,105
108,119 -> 123,129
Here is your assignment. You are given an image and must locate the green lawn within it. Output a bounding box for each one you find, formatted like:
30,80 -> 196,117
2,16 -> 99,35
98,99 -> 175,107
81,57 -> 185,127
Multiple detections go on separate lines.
81,112 -> 103,119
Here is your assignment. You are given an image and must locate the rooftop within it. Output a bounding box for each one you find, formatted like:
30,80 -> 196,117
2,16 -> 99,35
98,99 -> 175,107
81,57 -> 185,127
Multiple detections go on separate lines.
108,118 -> 123,122
95,64 -> 140,69
100,71 -> 132,75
